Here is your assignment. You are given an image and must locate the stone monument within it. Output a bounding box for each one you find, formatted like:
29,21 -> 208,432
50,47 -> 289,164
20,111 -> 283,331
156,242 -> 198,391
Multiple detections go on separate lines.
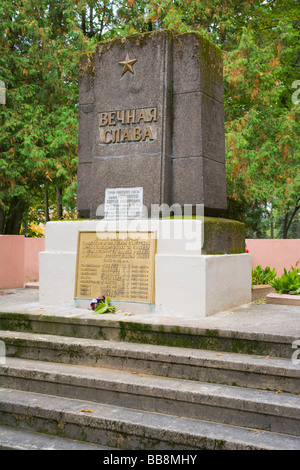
39,31 -> 251,317
77,30 -> 227,218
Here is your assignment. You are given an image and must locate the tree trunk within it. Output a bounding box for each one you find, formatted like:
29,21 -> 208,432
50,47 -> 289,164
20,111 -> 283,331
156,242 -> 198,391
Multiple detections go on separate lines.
270,220 -> 274,239
89,6 -> 94,37
81,10 -> 86,35
56,187 -> 63,220
0,206 -> 5,234
282,203 -> 300,239
4,199 -> 24,235
44,188 -> 50,222
282,213 -> 289,239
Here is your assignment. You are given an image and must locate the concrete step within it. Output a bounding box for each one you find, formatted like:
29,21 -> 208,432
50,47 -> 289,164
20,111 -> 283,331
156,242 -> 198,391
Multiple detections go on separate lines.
1,330 -> 299,393
1,357 -> 300,437
0,387 -> 299,450
0,310 -> 296,358
0,424 -> 115,450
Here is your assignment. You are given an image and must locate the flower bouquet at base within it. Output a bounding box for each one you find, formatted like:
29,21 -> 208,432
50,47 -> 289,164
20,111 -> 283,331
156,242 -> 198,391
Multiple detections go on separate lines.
90,295 -> 116,314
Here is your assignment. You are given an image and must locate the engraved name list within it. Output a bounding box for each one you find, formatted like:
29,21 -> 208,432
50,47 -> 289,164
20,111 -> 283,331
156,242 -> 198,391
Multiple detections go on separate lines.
75,232 -> 156,303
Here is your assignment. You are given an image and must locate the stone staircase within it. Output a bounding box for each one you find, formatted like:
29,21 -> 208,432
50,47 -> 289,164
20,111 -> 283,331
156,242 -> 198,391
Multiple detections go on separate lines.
0,310 -> 299,450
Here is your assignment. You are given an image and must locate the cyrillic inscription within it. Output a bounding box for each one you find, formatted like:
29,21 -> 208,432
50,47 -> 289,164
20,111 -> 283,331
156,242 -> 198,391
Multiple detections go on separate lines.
75,231 -> 156,303
99,107 -> 158,144
105,187 -> 143,219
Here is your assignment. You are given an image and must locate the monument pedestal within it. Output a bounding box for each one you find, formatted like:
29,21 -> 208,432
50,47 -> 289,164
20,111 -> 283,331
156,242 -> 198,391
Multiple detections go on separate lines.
40,31 -> 252,318
39,219 -> 251,317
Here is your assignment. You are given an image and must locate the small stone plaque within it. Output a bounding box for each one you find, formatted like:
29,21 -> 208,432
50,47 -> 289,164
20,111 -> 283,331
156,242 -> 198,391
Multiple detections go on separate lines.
104,187 -> 143,219
75,231 -> 156,303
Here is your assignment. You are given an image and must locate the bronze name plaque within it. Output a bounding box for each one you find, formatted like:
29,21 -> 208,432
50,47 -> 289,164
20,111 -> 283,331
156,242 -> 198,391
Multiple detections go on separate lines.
75,231 -> 156,303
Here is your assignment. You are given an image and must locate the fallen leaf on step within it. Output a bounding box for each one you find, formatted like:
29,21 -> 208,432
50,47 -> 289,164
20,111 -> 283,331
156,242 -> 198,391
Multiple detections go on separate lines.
216,354 -> 223,356
276,390 -> 283,394
80,409 -> 93,412
252,429 -> 260,435
117,309 -> 124,313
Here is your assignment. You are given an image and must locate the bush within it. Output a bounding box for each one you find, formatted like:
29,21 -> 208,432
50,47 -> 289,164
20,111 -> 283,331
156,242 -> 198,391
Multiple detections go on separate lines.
269,268 -> 300,295
252,265 -> 277,286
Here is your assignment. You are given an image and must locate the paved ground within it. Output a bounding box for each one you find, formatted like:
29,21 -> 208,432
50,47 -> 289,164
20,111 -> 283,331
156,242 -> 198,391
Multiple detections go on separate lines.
0,288 -> 299,339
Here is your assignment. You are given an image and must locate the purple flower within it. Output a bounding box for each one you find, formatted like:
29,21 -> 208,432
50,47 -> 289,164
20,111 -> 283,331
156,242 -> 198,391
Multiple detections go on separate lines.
90,295 -> 106,311
90,298 -> 97,310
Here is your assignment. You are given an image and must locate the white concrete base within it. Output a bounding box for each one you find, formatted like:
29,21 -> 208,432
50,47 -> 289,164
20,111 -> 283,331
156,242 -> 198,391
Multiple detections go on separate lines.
39,252 -> 76,306
39,220 -> 252,317
155,253 -> 252,317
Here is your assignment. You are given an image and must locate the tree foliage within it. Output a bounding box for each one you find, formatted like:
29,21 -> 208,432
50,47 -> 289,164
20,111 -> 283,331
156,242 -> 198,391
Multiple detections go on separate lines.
0,0 -> 88,233
0,0 -> 299,237
223,1 -> 300,238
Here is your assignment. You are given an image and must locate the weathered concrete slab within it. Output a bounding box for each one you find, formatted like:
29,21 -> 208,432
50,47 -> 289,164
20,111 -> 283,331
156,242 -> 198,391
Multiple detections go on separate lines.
0,424 -> 113,450
0,289 -> 299,358
266,293 -> 300,307
252,285 -> 275,302
0,288 -> 299,336
1,331 -> 299,393
1,289 -> 300,451
1,388 -> 300,450
1,357 -> 300,436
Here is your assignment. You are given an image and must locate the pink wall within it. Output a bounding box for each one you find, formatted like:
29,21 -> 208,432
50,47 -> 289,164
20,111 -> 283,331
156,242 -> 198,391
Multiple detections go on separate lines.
1,235 -> 299,288
246,239 -> 300,276
0,236 -> 45,289
0,235 -> 25,289
24,237 -> 45,282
